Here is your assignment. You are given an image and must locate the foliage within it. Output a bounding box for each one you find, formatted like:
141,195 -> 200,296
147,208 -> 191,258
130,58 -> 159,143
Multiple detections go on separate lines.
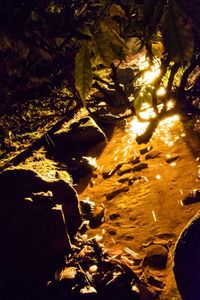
0,0 -> 199,146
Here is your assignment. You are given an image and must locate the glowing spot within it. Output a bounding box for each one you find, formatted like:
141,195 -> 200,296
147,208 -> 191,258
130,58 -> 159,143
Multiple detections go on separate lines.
152,210 -> 157,222
196,157 -> 199,161
157,87 -> 166,96
156,174 -> 161,180
170,162 -> 176,167
143,67 -> 161,84
166,154 -> 171,158
114,156 -> 118,161
181,133 -> 186,137
180,189 -> 183,195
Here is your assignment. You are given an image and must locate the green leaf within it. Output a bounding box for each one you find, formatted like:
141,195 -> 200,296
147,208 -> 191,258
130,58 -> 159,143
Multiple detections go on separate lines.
162,2 -> 194,62
75,43 -> 93,103
93,33 -> 113,66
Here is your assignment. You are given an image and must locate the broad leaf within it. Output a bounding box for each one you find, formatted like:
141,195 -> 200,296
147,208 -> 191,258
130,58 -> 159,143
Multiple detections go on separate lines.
133,85 -> 153,115
162,2 -> 194,62
75,43 -> 92,103
93,33 -> 113,66
109,4 -> 125,17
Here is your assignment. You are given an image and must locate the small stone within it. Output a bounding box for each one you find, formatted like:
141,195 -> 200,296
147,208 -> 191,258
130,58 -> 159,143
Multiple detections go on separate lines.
106,186 -> 129,200
118,164 -> 133,176
140,146 -> 153,155
182,189 -> 200,205
108,228 -> 117,235
165,155 -> 179,163
129,156 -> 140,165
145,150 -> 160,159
143,245 -> 168,269
110,213 -> 120,220
132,162 -> 148,172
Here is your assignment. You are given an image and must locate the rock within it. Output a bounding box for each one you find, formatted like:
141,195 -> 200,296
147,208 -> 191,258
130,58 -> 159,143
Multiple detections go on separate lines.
129,156 -> 140,165
106,186 -> 129,200
118,164 -> 133,176
66,156 -> 96,182
0,167 -> 83,298
102,162 -> 124,179
182,189 -> 200,205
132,162 -> 148,172
110,213 -> 120,220
174,211 -> 200,300
145,150 -> 160,159
143,245 -> 168,269
118,175 -> 141,185
79,199 -> 105,228
165,155 -> 179,163
51,111 -> 106,156
140,146 -> 153,155
107,228 -> 117,235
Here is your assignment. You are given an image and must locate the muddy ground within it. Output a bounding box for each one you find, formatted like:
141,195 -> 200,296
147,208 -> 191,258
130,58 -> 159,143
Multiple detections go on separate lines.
77,114 -> 200,299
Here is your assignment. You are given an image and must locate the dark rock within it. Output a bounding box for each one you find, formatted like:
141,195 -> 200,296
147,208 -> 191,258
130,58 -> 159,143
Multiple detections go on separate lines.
79,199 -> 105,228
67,156 -> 96,182
174,210 -> 200,300
182,189 -> 200,205
140,146 -> 153,155
143,245 -> 168,269
102,162 -> 124,179
145,150 -> 160,159
110,213 -> 120,220
108,228 -> 117,235
118,164 -> 133,176
129,156 -> 140,165
0,167 -> 83,298
132,162 -> 148,172
165,155 -> 179,163
106,186 -> 129,200
51,111 -> 106,155
118,175 -> 142,185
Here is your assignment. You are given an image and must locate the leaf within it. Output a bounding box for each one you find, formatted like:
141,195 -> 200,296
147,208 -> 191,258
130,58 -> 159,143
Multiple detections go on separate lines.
77,25 -> 92,38
162,2 -> 194,63
93,33 -> 113,66
109,4 -> 125,17
101,21 -> 128,50
133,85 -> 153,114
75,43 -> 92,103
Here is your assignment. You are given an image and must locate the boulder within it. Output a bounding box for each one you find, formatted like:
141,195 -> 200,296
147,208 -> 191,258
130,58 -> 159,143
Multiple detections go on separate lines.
0,167 -> 83,299
50,111 -> 106,156
174,210 -> 200,300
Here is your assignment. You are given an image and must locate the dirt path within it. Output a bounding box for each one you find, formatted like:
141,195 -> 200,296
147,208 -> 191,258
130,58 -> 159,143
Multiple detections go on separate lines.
77,114 -> 200,299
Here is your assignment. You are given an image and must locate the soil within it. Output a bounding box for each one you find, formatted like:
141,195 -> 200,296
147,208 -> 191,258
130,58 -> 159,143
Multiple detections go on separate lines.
76,114 -> 200,299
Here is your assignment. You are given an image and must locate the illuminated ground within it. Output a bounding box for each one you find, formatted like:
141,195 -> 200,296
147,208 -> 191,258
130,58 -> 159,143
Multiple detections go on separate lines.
77,114 -> 200,299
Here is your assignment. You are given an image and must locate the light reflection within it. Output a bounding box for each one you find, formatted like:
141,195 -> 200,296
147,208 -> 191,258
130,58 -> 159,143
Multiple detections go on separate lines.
157,86 -> 166,96
152,210 -> 157,222
156,174 -> 161,180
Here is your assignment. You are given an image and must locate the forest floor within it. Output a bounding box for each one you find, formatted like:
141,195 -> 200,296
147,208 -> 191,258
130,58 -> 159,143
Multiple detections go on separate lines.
76,113 -> 200,299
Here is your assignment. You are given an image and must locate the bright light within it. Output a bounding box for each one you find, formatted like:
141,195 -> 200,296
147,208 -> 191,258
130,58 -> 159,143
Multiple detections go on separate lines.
129,118 -> 149,136
143,66 -> 161,84
167,100 -> 175,110
157,86 -> 166,96
155,174 -> 161,180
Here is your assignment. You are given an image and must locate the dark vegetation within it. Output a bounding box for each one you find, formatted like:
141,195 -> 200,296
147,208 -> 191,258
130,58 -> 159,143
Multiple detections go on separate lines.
0,0 -> 200,161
